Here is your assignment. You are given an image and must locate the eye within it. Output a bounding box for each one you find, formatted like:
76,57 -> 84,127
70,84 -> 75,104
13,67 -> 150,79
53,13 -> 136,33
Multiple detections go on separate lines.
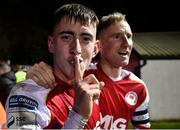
112,34 -> 123,41
60,33 -> 74,43
80,35 -> 93,44
127,33 -> 132,39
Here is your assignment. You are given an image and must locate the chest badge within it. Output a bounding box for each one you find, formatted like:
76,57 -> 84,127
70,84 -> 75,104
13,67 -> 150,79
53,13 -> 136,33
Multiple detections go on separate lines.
125,91 -> 138,106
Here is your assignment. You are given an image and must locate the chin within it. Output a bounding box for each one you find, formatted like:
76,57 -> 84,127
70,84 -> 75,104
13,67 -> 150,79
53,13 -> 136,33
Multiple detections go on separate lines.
121,61 -> 129,67
65,72 -> 74,81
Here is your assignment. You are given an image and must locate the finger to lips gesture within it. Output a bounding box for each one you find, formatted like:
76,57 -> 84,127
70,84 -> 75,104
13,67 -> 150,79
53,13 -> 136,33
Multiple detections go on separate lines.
73,55 -> 104,119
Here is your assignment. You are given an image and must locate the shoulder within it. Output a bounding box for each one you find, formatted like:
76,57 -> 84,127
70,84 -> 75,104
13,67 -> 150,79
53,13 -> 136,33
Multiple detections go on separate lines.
124,70 -> 146,86
7,79 -> 51,109
122,69 -> 149,100
9,79 -> 42,94
6,79 -> 51,128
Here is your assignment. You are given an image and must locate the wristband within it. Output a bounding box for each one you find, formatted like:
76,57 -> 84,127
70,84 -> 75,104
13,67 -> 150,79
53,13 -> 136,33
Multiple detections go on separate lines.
62,109 -> 88,129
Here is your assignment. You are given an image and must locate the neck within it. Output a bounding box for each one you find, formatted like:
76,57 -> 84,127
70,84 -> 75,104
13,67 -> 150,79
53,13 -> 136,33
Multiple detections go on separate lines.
53,69 -> 75,86
100,59 -> 123,78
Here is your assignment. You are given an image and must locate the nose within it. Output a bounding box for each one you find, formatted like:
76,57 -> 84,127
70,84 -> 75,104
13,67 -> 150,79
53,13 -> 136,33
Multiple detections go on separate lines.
70,38 -> 81,55
121,34 -> 130,47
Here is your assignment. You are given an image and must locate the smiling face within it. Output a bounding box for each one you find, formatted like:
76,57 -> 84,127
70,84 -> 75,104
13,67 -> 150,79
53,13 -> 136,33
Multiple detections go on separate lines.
99,21 -> 133,68
48,17 -> 98,83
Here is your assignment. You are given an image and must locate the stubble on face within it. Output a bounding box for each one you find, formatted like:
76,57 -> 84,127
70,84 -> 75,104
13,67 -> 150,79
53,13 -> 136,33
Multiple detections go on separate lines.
99,21 -> 133,69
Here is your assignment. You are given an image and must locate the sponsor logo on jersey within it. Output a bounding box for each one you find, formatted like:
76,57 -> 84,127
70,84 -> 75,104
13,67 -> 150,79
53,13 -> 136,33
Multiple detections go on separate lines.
99,113 -> 127,129
9,95 -> 38,110
7,112 -> 37,128
125,91 -> 138,106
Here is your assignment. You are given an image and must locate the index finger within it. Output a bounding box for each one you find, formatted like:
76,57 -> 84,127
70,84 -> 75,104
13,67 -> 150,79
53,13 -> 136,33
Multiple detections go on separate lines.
75,55 -> 83,84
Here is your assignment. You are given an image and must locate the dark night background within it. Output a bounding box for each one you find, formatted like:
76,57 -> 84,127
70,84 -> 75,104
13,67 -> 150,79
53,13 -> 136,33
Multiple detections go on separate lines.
0,0 -> 179,65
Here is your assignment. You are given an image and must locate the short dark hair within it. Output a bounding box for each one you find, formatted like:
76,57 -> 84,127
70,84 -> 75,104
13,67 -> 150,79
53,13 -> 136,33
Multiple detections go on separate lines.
48,3 -> 99,35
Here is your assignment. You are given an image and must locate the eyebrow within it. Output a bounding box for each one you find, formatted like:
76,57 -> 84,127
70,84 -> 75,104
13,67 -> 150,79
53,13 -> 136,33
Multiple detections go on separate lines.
58,31 -> 74,36
112,31 -> 132,36
58,31 -> 93,38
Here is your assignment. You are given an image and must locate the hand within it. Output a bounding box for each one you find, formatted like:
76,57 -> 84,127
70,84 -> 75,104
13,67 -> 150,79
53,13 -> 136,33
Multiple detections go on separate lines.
73,56 -> 104,119
26,61 -> 57,89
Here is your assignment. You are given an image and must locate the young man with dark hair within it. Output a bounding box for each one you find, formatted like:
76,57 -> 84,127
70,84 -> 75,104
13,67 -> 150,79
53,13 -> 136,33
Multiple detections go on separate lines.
6,3 -> 104,129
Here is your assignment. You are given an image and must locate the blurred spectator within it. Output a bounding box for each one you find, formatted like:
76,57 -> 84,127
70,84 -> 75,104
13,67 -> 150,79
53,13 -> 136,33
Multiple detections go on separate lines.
14,65 -> 27,83
0,60 -> 16,107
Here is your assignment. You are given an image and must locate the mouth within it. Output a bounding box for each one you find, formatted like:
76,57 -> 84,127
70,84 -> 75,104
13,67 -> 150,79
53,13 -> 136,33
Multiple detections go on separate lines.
118,51 -> 129,56
68,57 -> 83,66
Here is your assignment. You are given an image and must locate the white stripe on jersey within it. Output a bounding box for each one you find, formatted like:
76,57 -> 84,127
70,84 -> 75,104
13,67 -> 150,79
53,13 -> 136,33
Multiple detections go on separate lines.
132,113 -> 150,121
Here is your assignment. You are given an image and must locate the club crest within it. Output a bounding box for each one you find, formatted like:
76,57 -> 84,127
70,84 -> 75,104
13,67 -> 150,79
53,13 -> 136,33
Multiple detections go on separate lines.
125,91 -> 138,106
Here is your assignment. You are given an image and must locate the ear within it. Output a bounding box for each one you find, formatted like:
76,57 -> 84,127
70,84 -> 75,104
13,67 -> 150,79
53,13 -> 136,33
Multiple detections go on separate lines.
99,40 -> 103,53
92,40 -> 100,58
48,35 -> 55,53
